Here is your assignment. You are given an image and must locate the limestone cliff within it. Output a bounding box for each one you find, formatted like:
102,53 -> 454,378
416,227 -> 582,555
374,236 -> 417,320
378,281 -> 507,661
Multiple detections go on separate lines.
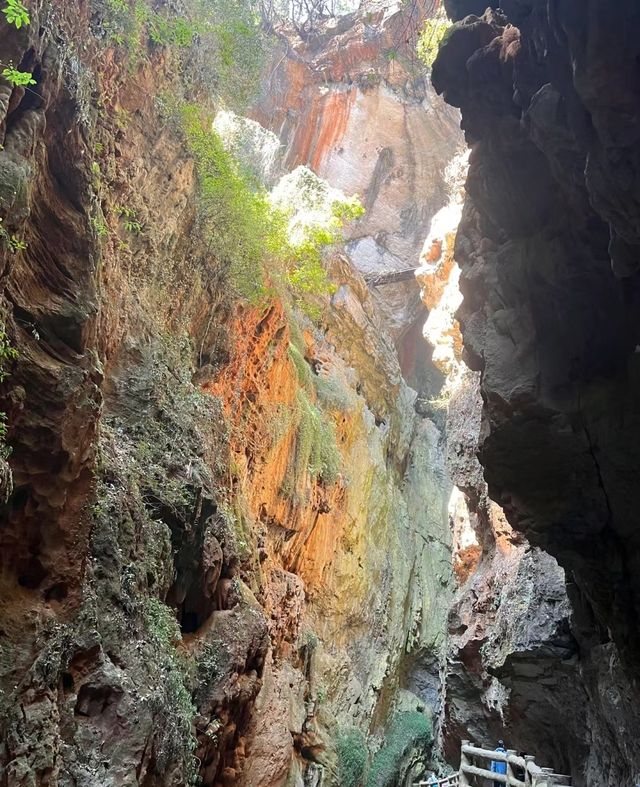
0,2 -> 458,786
432,1 -> 640,784
252,1 -> 461,388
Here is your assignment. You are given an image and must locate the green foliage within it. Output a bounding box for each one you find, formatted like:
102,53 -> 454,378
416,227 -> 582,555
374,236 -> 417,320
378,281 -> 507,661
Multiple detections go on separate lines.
124,218 -> 141,233
2,0 -> 30,28
1,66 -> 36,86
416,7 -> 451,69
0,411 -> 9,445
97,0 -> 196,61
337,727 -> 368,787
284,196 -> 362,316
143,597 -> 197,784
192,0 -> 268,111
148,12 -> 197,47
272,170 -> 364,316
178,104 -> 363,311
115,205 -> 142,234
288,342 -> 313,389
90,215 -> 109,238
180,103 -> 272,302
95,0 -> 265,109
0,218 -> 27,252
332,196 -> 365,224
294,389 -> 341,485
99,0 -> 146,54
367,713 -> 433,787
287,225 -> 337,304
6,236 -> 26,251
145,596 -> 181,649
0,327 -> 18,454
0,329 -> 18,384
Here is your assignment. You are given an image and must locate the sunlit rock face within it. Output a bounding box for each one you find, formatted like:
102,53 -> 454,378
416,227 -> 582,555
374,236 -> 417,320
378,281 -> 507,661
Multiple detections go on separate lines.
252,1 -> 461,376
205,283 -> 454,786
432,1 -> 640,783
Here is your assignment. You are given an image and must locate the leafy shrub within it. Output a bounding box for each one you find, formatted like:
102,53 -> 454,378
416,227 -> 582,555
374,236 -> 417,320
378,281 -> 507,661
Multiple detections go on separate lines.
0,218 -> 27,252
179,105 -> 363,311
337,727 -> 369,787
2,66 -> 35,86
180,103 -> 275,302
270,167 -> 364,316
295,389 -> 341,485
201,0 -> 268,110
143,597 -> 197,783
2,0 -> 29,28
367,713 -> 433,787
94,0 -> 267,108
416,7 -> 451,69
148,13 -> 197,47
93,0 -> 202,72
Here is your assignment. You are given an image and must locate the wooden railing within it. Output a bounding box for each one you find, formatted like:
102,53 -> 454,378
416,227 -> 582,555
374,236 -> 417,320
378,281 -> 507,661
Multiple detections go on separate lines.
414,741 -> 572,787
414,774 -> 459,786
458,742 -> 571,787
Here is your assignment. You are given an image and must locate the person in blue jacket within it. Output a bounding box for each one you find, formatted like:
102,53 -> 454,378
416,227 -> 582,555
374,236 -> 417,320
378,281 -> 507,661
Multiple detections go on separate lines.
490,740 -> 507,786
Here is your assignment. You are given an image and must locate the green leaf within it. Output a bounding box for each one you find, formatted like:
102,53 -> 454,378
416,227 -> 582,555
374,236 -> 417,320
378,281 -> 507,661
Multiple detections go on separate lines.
2,0 -> 30,29
2,66 -> 36,86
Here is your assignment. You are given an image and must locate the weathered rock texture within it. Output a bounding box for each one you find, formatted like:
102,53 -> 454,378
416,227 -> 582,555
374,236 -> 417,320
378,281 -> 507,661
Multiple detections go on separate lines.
252,1 -> 461,387
0,2 -> 457,786
442,373 -> 590,779
432,1 -> 640,784
416,151 -> 587,781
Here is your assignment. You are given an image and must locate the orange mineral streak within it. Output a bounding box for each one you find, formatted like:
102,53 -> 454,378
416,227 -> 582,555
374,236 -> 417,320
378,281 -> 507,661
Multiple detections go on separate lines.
417,230 -> 456,311
205,300 -> 351,595
454,544 -> 483,585
286,86 -> 356,170
310,89 -> 356,171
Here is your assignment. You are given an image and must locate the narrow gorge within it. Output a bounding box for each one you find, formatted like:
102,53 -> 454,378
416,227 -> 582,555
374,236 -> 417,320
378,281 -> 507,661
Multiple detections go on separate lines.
0,1 -> 638,786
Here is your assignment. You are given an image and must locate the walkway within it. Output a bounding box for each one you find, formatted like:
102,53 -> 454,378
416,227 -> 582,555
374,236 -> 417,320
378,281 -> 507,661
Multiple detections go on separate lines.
414,740 -> 572,787
364,267 -> 419,287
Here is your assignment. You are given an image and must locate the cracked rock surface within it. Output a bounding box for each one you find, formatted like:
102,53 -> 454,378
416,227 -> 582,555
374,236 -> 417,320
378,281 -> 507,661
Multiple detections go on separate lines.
433,2 -> 640,784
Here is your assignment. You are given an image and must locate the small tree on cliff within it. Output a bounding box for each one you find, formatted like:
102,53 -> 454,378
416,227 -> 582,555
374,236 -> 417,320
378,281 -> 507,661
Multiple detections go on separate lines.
416,4 -> 450,70
257,0 -> 358,34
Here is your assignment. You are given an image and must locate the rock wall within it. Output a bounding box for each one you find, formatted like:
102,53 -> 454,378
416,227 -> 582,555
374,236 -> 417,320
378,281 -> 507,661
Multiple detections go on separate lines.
432,1 -> 640,784
0,2 -> 458,786
252,1 -> 461,388
416,156 -> 589,781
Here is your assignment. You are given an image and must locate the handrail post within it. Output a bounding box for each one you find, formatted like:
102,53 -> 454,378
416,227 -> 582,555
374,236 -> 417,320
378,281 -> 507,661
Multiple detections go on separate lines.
524,755 -> 535,787
459,740 -> 471,786
506,750 -> 517,786
540,768 -> 553,787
